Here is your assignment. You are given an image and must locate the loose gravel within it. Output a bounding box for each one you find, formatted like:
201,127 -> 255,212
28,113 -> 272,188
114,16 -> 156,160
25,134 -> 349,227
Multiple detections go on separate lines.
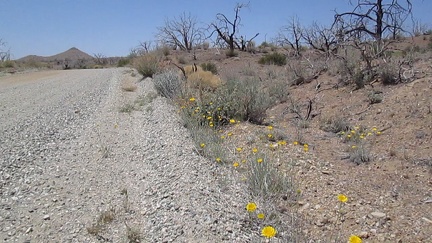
0,68 -> 255,242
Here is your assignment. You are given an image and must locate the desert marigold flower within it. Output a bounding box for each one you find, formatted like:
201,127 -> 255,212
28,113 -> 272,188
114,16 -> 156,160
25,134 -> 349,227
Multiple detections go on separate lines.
303,144 -> 308,148
341,131 -> 345,135
252,148 -> 258,153
347,134 -> 352,138
261,226 -> 277,238
367,132 -> 372,136
267,134 -> 273,138
180,106 -> 186,109
200,143 -> 206,148
246,202 -> 257,212
277,140 -> 287,145
354,126 -> 360,130
236,147 -> 243,152
233,162 -> 239,167
194,109 -> 199,113
216,157 -> 221,162
209,123 -> 214,127
293,141 -> 299,145
376,131 -> 382,135
114,123 -> 118,129
338,194 -> 348,203
349,235 -> 362,243
241,159 -> 246,163
372,127 -> 377,131
257,213 -> 265,219
269,143 -> 276,149
304,147 -> 309,152
351,130 -> 356,134
229,119 -> 236,124
267,125 -> 273,130
227,132 -> 233,136
220,135 -> 225,139
209,102 -> 213,105
359,135 -> 365,139
351,145 -> 357,149
257,158 -> 263,163
189,97 -> 196,102
207,116 -> 212,120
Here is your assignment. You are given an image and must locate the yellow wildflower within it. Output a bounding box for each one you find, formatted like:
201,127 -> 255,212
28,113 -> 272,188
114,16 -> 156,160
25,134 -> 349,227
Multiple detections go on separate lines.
351,130 -> 356,134
227,132 -> 233,136
246,202 -> 257,212
267,125 -> 273,130
341,131 -> 345,135
347,134 -> 352,138
354,126 -> 360,130
241,159 -> 246,163
257,213 -> 265,219
114,123 -> 118,129
304,147 -> 309,152
277,140 -> 287,145
359,135 -> 365,139
189,97 -> 195,102
261,226 -> 277,238
293,141 -> 298,145
200,143 -> 206,148
216,157 -> 221,162
252,148 -> 258,153
207,116 -> 212,120
220,135 -> 225,139
209,122 -> 214,127
267,134 -> 273,139
337,194 -> 348,203
367,132 -> 372,136
257,158 -> 263,163
229,119 -> 236,124
349,235 -> 362,243
351,145 -> 357,149
372,127 -> 377,131
233,162 -> 239,167
376,131 -> 382,135
236,147 -> 243,152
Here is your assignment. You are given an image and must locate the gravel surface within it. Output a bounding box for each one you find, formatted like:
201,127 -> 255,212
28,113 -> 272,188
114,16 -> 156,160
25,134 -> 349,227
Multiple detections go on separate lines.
0,68 -> 253,242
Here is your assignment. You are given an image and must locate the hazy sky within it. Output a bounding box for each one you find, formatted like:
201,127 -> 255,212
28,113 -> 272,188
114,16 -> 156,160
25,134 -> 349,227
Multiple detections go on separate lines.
1,0 -> 431,59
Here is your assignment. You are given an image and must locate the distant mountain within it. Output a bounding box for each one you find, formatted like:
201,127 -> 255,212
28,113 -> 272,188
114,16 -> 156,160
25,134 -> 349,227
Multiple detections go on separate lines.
18,47 -> 93,62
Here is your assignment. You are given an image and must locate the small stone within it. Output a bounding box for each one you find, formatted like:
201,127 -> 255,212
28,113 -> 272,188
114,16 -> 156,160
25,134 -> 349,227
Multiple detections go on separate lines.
422,217 -> 432,224
371,212 -> 386,218
358,231 -> 369,238
43,214 -> 50,220
25,227 -> 33,234
321,170 -> 331,175
370,229 -> 377,234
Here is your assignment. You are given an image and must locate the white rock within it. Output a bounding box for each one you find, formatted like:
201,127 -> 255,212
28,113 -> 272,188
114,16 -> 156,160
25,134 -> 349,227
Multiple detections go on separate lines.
371,211 -> 386,218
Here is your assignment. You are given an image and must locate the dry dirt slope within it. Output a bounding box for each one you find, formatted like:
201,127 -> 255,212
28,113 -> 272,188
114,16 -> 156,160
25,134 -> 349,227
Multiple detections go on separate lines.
0,69 -> 256,242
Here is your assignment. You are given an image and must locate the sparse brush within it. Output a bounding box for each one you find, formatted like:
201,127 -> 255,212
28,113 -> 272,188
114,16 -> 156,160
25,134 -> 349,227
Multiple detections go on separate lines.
349,144 -> 371,165
258,52 -> 287,66
368,91 -> 383,104
225,49 -> 238,57
379,63 -> 399,85
247,155 -> 296,199
200,62 -> 218,75
153,69 -> 184,100
320,116 -> 350,133
87,208 -> 116,236
119,103 -> 136,113
117,58 -> 130,67
133,53 -> 162,78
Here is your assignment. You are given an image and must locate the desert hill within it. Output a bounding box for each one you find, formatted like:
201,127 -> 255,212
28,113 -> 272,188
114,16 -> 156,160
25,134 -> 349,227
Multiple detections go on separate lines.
18,47 -> 93,62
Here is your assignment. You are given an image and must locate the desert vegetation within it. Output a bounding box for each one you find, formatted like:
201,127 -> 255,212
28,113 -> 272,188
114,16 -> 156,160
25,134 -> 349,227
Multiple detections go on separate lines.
126,0 -> 432,241
2,0 -> 431,241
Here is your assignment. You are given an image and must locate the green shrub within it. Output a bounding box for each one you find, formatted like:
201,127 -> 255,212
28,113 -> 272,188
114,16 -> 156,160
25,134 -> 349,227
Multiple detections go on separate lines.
320,116 -> 350,133
2,60 -> 15,68
380,63 -> 399,85
152,69 -> 184,100
258,52 -> 286,66
200,62 -> 218,75
133,53 -> 161,78
117,58 -> 130,67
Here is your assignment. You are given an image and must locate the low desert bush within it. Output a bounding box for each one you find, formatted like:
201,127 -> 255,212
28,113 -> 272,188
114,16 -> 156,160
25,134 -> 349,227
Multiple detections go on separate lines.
258,52 -> 286,66
202,42 -> 210,50
320,116 -> 350,133
200,62 -> 218,75
379,63 -> 399,85
349,145 -> 371,165
117,58 -> 130,67
368,91 -> 383,104
1,60 -> 15,68
225,49 -> 238,57
152,69 -> 184,99
133,53 -> 162,78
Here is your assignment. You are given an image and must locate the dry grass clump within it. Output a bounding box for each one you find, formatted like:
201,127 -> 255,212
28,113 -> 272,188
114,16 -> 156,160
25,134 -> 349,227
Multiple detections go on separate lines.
133,52 -> 162,78
320,116 -> 351,133
87,208 -> 116,236
258,52 -> 287,66
121,84 -> 138,92
152,69 -> 184,99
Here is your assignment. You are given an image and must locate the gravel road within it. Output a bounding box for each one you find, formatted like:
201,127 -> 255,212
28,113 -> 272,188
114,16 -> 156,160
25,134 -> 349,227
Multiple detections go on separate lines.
0,68 -> 252,242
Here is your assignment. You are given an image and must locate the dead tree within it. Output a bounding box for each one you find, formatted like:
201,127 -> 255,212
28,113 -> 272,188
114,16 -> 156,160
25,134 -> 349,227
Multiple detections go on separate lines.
302,22 -> 339,56
209,2 -> 259,52
156,12 -> 203,51
93,53 -> 107,65
277,16 -> 303,56
333,0 -> 413,49
0,39 -> 11,62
